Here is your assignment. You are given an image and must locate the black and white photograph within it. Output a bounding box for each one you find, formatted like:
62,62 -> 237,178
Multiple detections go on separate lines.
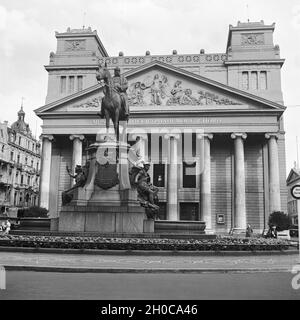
0,0 -> 299,307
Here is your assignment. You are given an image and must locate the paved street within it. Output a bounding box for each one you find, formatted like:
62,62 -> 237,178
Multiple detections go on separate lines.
0,251 -> 299,272
0,271 -> 299,300
0,252 -> 299,299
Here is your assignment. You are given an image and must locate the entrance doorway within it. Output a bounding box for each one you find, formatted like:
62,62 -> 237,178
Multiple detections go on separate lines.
180,203 -> 199,221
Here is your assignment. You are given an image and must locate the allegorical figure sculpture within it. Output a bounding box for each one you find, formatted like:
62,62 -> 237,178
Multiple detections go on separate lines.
62,163 -> 90,205
129,162 -> 159,219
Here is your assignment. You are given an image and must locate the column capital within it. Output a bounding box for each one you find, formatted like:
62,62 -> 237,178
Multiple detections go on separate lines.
231,133 -> 247,140
69,134 -> 85,141
164,133 -> 180,140
265,133 -> 279,140
196,133 -> 213,140
39,134 -> 54,142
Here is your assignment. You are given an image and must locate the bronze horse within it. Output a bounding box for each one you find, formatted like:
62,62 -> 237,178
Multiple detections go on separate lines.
96,64 -> 127,141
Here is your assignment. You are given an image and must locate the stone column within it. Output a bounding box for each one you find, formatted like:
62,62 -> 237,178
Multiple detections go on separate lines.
231,133 -> 247,230
198,133 -> 213,229
69,135 -> 84,186
265,133 -> 281,212
132,133 -> 148,164
165,133 -> 180,221
39,134 -> 54,210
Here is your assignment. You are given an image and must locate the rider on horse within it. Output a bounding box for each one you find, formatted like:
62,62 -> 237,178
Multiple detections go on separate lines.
98,66 -> 130,120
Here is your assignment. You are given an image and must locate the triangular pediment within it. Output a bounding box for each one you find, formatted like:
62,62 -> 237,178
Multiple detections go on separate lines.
123,61 -> 285,111
35,60 -> 285,116
35,84 -> 104,115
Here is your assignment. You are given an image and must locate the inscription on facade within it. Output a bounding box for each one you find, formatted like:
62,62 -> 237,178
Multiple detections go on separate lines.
92,118 -> 222,125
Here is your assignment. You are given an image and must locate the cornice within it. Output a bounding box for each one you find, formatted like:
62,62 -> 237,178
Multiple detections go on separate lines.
225,59 -> 285,66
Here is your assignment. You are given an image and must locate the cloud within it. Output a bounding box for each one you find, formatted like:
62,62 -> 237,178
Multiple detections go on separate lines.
0,0 -> 300,174
291,4 -> 300,30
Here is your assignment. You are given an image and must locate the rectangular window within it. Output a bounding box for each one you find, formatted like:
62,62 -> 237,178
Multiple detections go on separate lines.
260,71 -> 267,90
77,76 -> 83,91
69,76 -> 75,93
60,76 -> 66,93
242,72 -> 249,90
182,161 -> 196,188
18,136 -> 21,145
10,152 -> 14,161
0,129 -> 3,138
251,71 -> 258,90
153,163 -> 165,187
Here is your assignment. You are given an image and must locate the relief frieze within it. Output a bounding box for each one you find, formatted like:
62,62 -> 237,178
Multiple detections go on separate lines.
71,97 -> 102,109
128,73 -> 241,106
65,40 -> 86,51
241,33 -> 264,46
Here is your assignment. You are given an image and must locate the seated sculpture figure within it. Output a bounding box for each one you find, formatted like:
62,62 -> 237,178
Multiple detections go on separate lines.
62,163 -> 90,205
130,162 -> 159,219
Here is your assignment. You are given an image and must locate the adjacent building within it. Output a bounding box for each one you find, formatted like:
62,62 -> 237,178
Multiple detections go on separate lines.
0,107 -> 41,215
35,21 -> 287,233
286,165 -> 300,225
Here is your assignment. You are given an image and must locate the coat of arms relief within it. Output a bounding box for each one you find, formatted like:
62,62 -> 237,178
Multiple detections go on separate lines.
127,73 -> 241,106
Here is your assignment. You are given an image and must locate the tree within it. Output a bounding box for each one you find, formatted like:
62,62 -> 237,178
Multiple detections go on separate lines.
268,211 -> 292,232
23,206 -> 49,218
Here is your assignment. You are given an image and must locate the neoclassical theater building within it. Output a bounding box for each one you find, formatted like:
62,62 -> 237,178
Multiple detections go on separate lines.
35,21 -> 287,233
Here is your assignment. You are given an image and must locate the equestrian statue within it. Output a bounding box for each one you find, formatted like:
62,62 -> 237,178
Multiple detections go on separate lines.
96,63 -> 130,141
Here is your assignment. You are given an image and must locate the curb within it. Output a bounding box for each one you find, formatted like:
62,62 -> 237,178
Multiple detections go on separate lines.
0,246 -> 298,256
2,265 -> 294,274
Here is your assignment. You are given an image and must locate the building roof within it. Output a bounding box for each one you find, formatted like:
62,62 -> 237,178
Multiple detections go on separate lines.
10,106 -> 33,138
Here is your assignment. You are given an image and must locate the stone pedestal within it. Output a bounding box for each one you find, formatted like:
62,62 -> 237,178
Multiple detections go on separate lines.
59,204 -> 146,233
58,139 -> 151,234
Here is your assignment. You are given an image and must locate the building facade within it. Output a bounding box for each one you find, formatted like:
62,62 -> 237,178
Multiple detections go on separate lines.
286,166 -> 299,225
0,108 -> 41,215
35,21 -> 287,233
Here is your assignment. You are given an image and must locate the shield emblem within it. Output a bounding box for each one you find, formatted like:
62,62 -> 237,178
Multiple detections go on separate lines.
94,161 -> 119,190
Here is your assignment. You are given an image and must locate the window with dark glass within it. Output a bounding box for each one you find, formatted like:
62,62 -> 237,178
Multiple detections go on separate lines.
182,161 -> 196,188
77,76 -> 83,91
60,76 -> 66,93
69,76 -> 75,93
153,163 -> 165,187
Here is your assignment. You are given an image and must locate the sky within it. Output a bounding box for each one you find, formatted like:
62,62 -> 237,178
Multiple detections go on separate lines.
0,0 -> 300,175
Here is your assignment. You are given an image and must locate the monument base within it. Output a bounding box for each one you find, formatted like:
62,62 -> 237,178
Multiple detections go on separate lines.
59,204 -> 147,233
